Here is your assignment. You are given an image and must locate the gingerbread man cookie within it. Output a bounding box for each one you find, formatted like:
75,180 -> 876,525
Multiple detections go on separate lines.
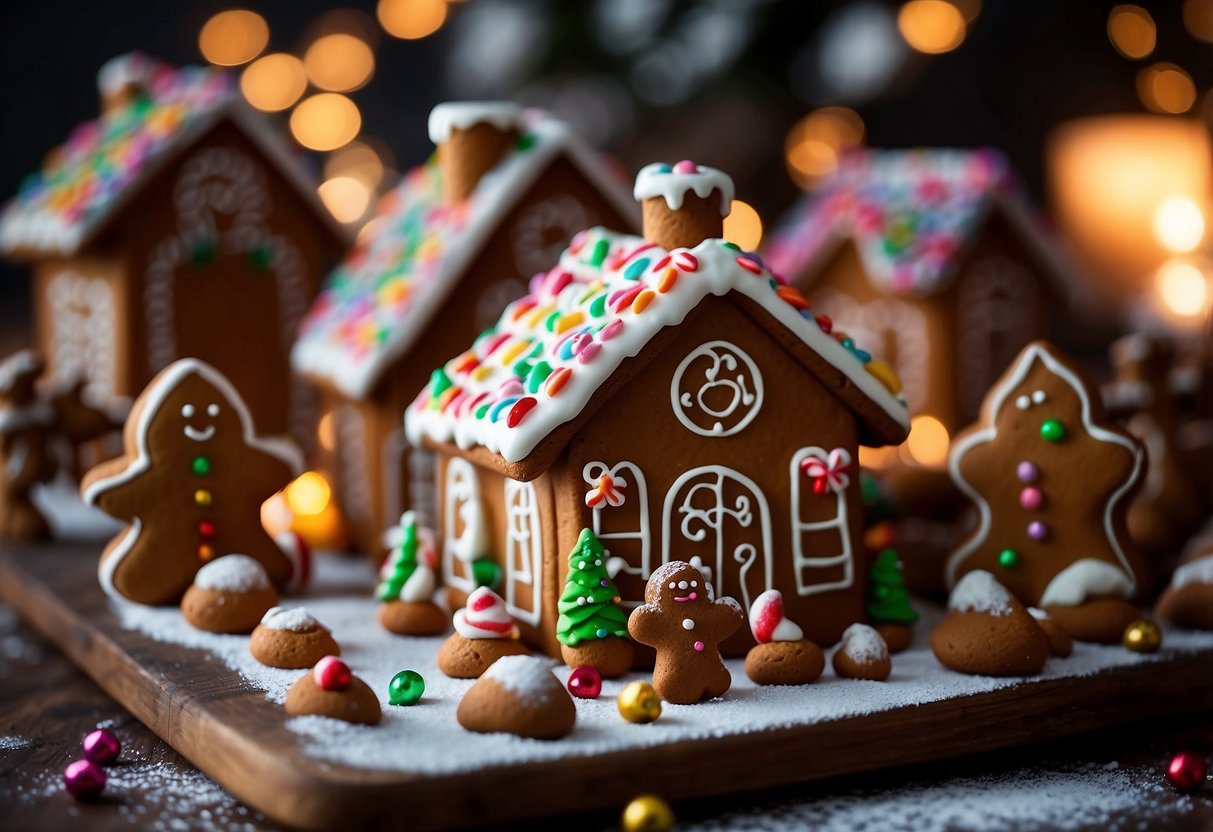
0,351 -> 56,540
81,359 -> 302,605
947,341 -> 1146,608
628,561 -> 744,705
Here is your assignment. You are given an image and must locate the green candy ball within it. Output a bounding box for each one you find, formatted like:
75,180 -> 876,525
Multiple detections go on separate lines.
1040,419 -> 1066,443
998,548 -> 1020,570
388,670 -> 425,706
471,558 -> 502,590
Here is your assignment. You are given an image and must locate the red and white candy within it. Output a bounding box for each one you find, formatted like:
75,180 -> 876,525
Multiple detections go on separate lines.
749,589 -> 805,644
453,587 -> 516,640
313,655 -> 352,691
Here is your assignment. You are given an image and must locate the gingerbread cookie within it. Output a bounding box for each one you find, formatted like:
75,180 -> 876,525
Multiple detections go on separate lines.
1155,555 -> 1213,630
376,512 -> 447,636
1028,608 -> 1073,658
931,570 -> 1050,677
832,624 -> 892,681
556,529 -> 633,677
947,342 -> 1146,609
82,359 -> 301,605
628,561 -> 744,705
743,589 -> 824,686
284,657 -> 381,726
1042,594 -> 1141,644
180,554 -> 279,634
250,606 -> 340,669
0,351 -> 56,540
867,548 -> 919,654
456,655 -> 576,740
437,588 -> 529,678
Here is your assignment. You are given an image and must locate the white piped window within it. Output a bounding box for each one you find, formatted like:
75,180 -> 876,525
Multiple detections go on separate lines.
503,478 -> 542,626
789,447 -> 854,596
583,461 -> 651,583
442,457 -> 481,594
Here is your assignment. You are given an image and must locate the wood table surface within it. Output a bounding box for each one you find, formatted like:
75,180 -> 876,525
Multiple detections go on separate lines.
1,596 -> 1211,831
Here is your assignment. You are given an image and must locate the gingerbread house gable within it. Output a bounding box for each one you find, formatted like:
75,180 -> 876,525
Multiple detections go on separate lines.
762,148 -> 1078,303
0,53 -> 346,260
291,111 -> 639,402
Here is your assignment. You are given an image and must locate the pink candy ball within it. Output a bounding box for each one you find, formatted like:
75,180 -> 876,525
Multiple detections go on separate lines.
82,729 -> 121,765
64,759 -> 106,801
672,160 -> 698,174
313,655 -> 352,691
1019,487 -> 1043,510
567,666 -> 603,699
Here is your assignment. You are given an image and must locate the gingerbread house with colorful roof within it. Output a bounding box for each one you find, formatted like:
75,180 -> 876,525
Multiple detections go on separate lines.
292,102 -> 638,555
0,53 -> 347,450
405,162 -> 909,656
763,149 -> 1078,437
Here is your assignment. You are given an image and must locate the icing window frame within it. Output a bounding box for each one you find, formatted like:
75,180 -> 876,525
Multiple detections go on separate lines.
582,460 -> 651,589
789,446 -> 855,596
442,456 -> 482,595
502,477 -> 543,627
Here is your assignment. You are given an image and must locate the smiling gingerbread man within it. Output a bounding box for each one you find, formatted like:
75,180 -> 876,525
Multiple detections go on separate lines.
81,358 -> 301,605
628,561 -> 744,704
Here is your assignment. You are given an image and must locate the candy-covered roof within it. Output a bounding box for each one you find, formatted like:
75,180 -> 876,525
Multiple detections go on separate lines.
291,110 -> 638,398
762,148 -> 1074,298
0,52 -> 343,257
405,227 -> 910,470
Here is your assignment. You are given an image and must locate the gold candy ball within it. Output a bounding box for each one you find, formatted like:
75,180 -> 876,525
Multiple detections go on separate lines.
617,680 -> 662,724
621,794 -> 674,832
1123,619 -> 1162,653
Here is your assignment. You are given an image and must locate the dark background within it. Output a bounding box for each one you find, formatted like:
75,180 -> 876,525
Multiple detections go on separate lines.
0,0 -> 1208,346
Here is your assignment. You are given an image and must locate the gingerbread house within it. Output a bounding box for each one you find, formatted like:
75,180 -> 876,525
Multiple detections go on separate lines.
292,103 -> 638,555
763,149 -> 1079,435
405,162 -> 909,656
0,53 -> 348,451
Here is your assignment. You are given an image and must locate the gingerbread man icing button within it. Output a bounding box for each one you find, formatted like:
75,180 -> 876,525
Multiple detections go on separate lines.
628,561 -> 744,705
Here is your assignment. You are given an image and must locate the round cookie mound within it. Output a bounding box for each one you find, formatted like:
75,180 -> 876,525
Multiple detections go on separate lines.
1155,555 -> 1213,631
832,624 -> 891,681
284,667 -> 381,726
181,554 -> 278,634
250,606 -> 341,669
744,640 -> 824,686
931,570 -> 1050,677
456,655 -> 576,740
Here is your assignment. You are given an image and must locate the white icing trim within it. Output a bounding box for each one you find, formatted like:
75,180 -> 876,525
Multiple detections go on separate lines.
661,465 -> 772,616
1038,559 -> 1134,607
83,358 -> 303,604
46,270 -> 116,402
428,102 -> 523,144
1172,555 -> 1213,590
503,478 -> 542,626
97,52 -> 152,96
670,340 -> 763,437
441,457 -> 483,595
633,162 -> 734,215
788,447 -> 855,597
584,460 -> 651,588
946,344 -> 1143,598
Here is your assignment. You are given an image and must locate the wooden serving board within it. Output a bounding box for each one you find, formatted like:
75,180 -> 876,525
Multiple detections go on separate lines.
4,540 -> 1213,831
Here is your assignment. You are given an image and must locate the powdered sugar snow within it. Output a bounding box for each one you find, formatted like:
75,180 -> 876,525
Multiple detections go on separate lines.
482,654 -> 561,700
259,606 -> 323,632
193,555 -> 271,593
839,623 -> 889,663
949,570 -> 1014,616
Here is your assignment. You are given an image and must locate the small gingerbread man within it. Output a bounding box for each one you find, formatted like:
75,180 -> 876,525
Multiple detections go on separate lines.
628,561 -> 744,705
81,358 -> 301,605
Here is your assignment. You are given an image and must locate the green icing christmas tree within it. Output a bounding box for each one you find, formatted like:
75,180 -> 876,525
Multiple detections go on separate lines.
556,528 -> 630,646
867,548 -> 919,624
376,511 -> 420,602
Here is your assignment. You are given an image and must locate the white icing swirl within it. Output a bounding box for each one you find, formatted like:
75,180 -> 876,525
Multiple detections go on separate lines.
633,162 -> 734,215
1171,555 -> 1213,590
399,562 -> 436,604
428,102 -> 523,144
453,587 -> 515,639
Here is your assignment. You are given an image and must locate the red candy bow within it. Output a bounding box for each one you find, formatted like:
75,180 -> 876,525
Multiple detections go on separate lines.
584,474 -> 626,509
800,447 -> 852,495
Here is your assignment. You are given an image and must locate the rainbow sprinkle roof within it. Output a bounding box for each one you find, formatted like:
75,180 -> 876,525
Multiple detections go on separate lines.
291,111 -> 637,399
1,53 -> 338,258
763,148 -> 1063,297
405,227 -> 910,465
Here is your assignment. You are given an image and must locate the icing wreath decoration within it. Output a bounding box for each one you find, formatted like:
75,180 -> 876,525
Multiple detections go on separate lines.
584,473 -> 626,509
800,447 -> 852,495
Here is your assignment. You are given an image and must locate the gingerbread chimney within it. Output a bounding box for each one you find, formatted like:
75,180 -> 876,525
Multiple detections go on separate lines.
428,102 -> 524,204
97,53 -> 152,115
633,160 -> 734,250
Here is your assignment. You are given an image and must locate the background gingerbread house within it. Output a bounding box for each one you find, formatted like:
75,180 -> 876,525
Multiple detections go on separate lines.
291,103 -> 638,556
406,164 -> 909,656
762,149 -> 1080,436
0,53 -> 349,451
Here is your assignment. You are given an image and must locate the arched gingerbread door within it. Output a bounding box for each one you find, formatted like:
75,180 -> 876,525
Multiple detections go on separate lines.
662,465 -> 772,615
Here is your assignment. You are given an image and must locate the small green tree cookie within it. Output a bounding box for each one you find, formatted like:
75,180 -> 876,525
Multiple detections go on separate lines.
376,511 -> 420,602
556,528 -> 630,645
867,548 -> 919,624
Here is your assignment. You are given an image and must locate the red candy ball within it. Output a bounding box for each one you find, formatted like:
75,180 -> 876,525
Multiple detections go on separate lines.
82,728 -> 121,764
1166,752 -> 1208,793
64,759 -> 106,801
313,655 -> 351,691
567,666 -> 603,699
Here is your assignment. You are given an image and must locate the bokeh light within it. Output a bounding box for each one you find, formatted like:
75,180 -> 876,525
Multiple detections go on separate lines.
1156,259 -> 1210,319
199,9 -> 269,67
318,176 -> 373,224
324,140 -> 386,188
290,93 -> 362,151
1107,5 -> 1156,59
898,1 -> 966,55
1183,0 -> 1213,42
785,107 -> 865,188
240,53 -> 308,112
723,200 -> 763,251
902,414 -> 951,468
317,411 -> 335,451
378,0 -> 448,40
304,33 -> 376,92
1153,196 -> 1206,254
1137,63 -> 1197,114
285,471 -> 332,517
